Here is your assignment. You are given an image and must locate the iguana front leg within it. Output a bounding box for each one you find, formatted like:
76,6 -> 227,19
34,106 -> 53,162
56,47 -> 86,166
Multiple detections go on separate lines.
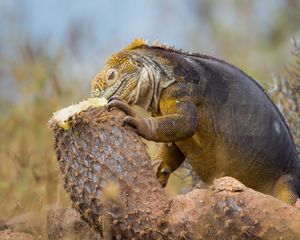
108,98 -> 199,142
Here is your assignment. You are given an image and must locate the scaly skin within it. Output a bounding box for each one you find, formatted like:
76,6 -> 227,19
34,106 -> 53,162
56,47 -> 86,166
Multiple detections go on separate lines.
91,38 -> 300,205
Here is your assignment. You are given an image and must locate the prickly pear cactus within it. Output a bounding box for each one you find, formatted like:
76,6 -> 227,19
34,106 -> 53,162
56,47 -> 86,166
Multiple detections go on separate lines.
48,104 -> 169,239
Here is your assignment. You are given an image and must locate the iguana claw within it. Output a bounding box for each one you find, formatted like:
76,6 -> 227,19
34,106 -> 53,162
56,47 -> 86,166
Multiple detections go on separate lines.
108,99 -> 137,117
108,99 -> 144,131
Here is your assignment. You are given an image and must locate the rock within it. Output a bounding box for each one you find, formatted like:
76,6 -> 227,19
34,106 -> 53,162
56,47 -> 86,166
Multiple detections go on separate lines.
47,208 -> 100,240
0,229 -> 34,240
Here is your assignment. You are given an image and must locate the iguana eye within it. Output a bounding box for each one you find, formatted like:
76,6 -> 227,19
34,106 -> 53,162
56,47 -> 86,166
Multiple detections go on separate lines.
106,69 -> 117,82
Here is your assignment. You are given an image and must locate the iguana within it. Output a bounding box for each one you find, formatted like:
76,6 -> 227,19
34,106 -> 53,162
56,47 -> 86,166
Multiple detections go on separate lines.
91,38 -> 300,205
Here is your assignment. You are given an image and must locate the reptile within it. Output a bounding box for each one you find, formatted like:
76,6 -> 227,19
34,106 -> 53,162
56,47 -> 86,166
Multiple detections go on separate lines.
91,38 -> 300,205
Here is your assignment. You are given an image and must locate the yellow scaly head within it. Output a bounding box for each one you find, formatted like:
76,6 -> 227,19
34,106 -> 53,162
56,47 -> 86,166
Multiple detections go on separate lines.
91,49 -> 145,102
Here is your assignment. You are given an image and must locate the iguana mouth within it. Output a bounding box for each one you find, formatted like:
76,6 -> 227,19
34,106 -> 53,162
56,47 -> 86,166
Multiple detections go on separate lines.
104,76 -> 135,102
103,82 -> 123,100
106,89 -> 119,101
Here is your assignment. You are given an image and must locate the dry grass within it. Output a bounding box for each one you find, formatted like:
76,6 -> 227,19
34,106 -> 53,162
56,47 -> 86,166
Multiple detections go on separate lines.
0,43 -> 76,236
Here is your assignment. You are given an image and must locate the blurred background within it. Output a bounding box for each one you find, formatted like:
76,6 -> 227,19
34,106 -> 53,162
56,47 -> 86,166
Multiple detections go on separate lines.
0,0 -> 300,237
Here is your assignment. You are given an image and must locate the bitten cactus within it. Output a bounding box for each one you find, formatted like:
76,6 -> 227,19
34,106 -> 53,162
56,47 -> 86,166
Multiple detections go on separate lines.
48,99 -> 170,239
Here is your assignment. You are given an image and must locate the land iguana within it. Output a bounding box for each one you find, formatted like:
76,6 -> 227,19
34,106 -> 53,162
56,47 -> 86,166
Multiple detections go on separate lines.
91,38 -> 300,205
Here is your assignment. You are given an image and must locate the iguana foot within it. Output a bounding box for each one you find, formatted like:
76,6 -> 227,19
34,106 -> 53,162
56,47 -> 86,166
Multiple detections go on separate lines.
156,161 -> 172,188
108,98 -> 150,137
273,174 -> 298,205
108,97 -> 137,117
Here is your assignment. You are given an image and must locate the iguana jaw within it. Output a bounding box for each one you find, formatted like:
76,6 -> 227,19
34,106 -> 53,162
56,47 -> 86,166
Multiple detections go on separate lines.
117,55 -> 175,113
125,59 -> 169,113
102,75 -> 138,101
133,56 -> 176,113
127,65 -> 157,109
98,59 -> 159,111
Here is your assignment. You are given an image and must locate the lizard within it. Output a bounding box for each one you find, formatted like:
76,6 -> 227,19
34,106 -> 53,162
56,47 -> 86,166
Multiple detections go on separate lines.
91,38 -> 300,205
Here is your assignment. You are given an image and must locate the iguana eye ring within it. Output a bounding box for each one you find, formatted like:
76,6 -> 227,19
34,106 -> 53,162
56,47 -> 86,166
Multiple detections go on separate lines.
106,69 -> 117,82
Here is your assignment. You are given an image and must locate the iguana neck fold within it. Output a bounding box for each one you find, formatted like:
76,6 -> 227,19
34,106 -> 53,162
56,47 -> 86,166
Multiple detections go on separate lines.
129,51 -> 176,113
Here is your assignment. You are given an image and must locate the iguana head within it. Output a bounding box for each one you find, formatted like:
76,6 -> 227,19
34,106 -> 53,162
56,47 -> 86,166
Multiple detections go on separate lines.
91,50 -> 143,102
91,38 -> 176,112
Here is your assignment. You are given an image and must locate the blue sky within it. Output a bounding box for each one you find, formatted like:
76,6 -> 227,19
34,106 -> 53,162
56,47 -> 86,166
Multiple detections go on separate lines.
1,0 -> 298,103
18,0 -> 199,50
1,0 -> 290,59
1,0 -> 285,52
